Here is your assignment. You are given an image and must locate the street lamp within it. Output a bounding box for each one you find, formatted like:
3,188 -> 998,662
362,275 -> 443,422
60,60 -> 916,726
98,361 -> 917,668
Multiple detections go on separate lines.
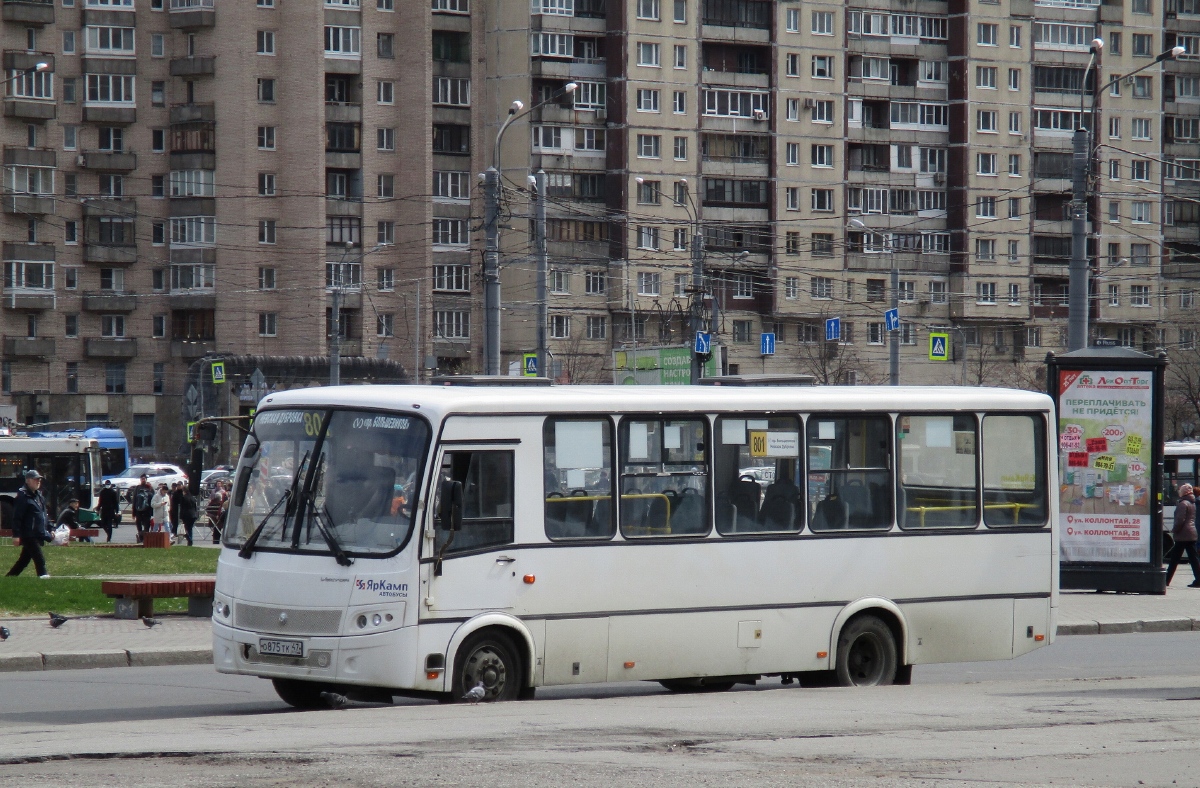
1067,44 -> 1184,351
2,62 -> 50,96
848,218 -> 899,385
483,82 -> 578,376
635,177 -> 709,382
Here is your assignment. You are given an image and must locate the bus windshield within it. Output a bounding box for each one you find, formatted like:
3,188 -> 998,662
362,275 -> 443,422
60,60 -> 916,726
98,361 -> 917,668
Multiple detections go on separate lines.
227,409 -> 430,557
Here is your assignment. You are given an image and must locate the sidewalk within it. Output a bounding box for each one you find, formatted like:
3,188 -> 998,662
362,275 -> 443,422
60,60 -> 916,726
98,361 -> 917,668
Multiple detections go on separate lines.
1,586 -> 1198,674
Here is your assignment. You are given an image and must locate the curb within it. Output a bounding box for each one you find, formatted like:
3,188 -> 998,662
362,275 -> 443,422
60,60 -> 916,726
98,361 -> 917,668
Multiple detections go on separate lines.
0,647 -> 212,673
1056,617 -> 1198,636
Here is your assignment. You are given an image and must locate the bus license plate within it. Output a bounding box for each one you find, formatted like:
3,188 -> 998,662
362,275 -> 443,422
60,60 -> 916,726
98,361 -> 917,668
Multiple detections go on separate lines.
259,638 -> 304,658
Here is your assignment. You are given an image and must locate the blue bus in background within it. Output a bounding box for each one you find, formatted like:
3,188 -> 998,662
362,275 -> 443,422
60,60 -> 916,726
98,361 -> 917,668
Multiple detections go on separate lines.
26,427 -> 130,479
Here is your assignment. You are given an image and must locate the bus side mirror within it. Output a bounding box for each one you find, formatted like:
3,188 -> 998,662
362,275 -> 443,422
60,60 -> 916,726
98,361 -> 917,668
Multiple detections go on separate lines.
439,480 -> 463,532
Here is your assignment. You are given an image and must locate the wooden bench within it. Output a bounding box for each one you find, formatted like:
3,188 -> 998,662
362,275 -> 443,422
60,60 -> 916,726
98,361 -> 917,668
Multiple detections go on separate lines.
101,578 -> 217,619
1,528 -> 102,545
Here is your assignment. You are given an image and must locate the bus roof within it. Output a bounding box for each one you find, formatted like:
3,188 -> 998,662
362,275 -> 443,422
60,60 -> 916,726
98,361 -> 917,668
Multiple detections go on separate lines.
1166,441 -> 1200,455
257,384 -> 1053,421
0,436 -> 99,451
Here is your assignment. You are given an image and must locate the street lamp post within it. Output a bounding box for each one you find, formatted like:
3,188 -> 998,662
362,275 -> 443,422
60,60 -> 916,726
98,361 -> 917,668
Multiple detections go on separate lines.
483,82 -> 577,376
1067,43 -> 1184,351
1,62 -> 50,89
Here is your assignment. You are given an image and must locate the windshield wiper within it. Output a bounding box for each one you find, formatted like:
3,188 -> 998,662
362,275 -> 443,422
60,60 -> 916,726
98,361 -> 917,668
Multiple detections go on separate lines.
238,450 -> 309,560
311,504 -> 353,567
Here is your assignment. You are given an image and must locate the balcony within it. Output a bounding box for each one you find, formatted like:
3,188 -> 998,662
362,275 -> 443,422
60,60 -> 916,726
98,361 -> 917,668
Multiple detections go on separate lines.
3,290 -> 53,310
81,150 -> 137,171
171,339 -> 215,359
846,252 -> 951,274
85,338 -> 138,359
3,146 -> 53,168
83,291 -> 138,312
2,0 -> 53,25
3,242 -> 52,262
3,97 -> 55,120
82,196 -> 137,217
84,244 -> 136,265
169,0 -> 214,29
3,194 -> 54,214
3,337 -> 54,358
169,56 -> 215,77
83,104 -> 136,124
169,102 -> 214,124
325,103 -> 361,124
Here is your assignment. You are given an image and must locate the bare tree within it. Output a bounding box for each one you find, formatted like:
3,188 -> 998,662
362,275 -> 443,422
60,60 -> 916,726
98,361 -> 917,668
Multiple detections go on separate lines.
551,331 -> 609,384
794,339 -> 872,385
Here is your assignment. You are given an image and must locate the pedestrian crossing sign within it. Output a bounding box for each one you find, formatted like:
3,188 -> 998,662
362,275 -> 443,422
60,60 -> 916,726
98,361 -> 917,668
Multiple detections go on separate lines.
929,333 -> 950,361
523,353 -> 538,377
211,361 -> 226,384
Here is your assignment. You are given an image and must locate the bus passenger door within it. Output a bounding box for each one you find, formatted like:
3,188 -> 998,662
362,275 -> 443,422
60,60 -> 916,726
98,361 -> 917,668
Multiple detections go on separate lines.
423,442 -> 522,615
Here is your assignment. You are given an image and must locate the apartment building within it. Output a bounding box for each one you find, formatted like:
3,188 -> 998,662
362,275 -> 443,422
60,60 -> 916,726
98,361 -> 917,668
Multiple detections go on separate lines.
1,0 -> 428,456
479,0 -> 1187,384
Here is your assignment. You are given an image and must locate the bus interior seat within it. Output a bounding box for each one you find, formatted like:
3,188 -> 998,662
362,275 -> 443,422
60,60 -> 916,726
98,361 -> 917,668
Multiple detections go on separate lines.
328,465 -> 395,523
812,494 -> 849,530
644,494 -> 669,533
670,491 -> 705,534
715,493 -> 737,532
730,476 -> 761,528
587,496 -> 611,537
560,490 -> 593,537
839,480 -> 872,526
759,494 -> 795,530
621,494 -> 649,533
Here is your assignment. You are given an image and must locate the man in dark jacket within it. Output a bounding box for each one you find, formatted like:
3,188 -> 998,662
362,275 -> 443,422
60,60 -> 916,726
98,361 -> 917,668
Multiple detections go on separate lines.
97,480 -> 119,543
131,474 -> 154,544
6,470 -> 52,578
169,482 -> 183,538
56,497 -> 87,542
179,486 -> 199,547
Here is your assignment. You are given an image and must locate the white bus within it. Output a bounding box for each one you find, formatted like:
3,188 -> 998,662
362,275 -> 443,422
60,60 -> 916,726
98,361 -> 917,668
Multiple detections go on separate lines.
213,385 -> 1057,707
0,436 -> 102,527
1164,441 -> 1200,543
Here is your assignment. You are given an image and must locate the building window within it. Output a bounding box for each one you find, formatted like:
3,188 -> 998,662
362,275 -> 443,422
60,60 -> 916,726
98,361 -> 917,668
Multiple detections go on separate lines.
377,128 -> 396,151
673,136 -> 687,160
153,363 -> 165,395
636,226 -> 660,250
812,10 -> 833,35
978,23 -> 998,46
811,276 -> 833,300
811,189 -> 833,211
976,196 -> 996,218
674,0 -> 686,22
586,316 -> 607,340
637,271 -> 660,296
636,0 -> 660,20
732,320 -> 752,343
585,270 -> 606,295
104,363 -> 126,394
1131,201 -> 1151,223
976,282 -> 997,303
549,314 -> 571,339
636,89 -> 660,112
812,55 -> 833,79
258,219 -> 277,244
257,30 -> 275,55
1131,285 -> 1150,306
636,134 -> 661,158
637,42 -> 660,67
259,313 -> 278,337
550,269 -> 571,294
1009,154 -> 1021,175
977,239 -> 996,262
977,153 -> 997,175
978,110 -> 997,132
257,126 -> 276,150
432,218 -> 468,246
673,45 -> 686,69
811,144 -> 832,167
1131,118 -> 1151,140
257,78 -> 275,103
257,267 -> 276,290
786,187 -> 800,210
673,91 -> 686,115
811,100 -> 833,123
977,66 -> 997,89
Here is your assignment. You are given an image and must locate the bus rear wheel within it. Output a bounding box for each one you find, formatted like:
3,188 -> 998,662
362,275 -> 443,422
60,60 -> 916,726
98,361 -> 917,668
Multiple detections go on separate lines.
835,615 -> 898,687
452,631 -> 522,702
272,678 -> 328,709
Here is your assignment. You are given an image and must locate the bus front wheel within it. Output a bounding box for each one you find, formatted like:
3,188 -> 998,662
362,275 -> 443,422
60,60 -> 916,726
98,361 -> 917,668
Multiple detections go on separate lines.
835,615 -> 898,687
272,678 -> 328,709
452,631 -> 522,702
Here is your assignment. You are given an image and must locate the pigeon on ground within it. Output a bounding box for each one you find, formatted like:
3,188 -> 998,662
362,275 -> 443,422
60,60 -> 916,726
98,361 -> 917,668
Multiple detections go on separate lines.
48,612 -> 68,629
462,682 -> 487,703
141,617 -> 161,628
319,691 -> 348,710
0,626 -> 9,641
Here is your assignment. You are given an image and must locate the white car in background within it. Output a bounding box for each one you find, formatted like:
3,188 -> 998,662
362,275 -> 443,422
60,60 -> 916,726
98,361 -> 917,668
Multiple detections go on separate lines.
110,463 -> 189,501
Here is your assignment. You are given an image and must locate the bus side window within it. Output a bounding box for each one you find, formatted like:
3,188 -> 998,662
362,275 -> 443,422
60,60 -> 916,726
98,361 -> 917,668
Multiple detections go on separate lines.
806,415 -> 892,531
543,418 -> 615,540
434,450 -> 515,554
619,417 -> 710,537
713,415 -> 802,535
982,414 -> 1048,527
897,414 -> 978,529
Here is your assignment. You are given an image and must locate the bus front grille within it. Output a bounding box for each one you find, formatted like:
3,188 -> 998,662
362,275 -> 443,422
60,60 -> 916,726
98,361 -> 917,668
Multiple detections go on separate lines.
234,603 -> 343,635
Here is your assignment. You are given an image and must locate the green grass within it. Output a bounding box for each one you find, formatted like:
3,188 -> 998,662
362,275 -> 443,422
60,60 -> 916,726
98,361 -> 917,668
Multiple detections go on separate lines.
0,544 -> 218,616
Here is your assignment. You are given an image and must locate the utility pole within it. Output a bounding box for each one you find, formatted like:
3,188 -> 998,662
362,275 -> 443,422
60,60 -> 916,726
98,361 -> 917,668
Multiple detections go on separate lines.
1067,125 -> 1090,352
534,169 -> 548,380
890,262 -> 899,385
689,225 -> 705,384
329,278 -> 342,386
483,166 -> 501,375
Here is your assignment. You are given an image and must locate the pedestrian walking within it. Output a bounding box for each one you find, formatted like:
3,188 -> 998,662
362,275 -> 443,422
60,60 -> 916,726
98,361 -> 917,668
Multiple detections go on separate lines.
151,483 -> 170,532
97,480 -> 119,543
169,482 -> 183,537
1166,483 -> 1200,587
6,470 -> 52,578
131,474 -> 154,543
206,481 -> 228,545
56,497 -> 87,543
179,485 -> 199,547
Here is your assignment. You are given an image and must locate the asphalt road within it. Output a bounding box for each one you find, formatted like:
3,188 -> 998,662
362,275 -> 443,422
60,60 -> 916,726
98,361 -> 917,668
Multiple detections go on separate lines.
2,632 -> 1200,786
